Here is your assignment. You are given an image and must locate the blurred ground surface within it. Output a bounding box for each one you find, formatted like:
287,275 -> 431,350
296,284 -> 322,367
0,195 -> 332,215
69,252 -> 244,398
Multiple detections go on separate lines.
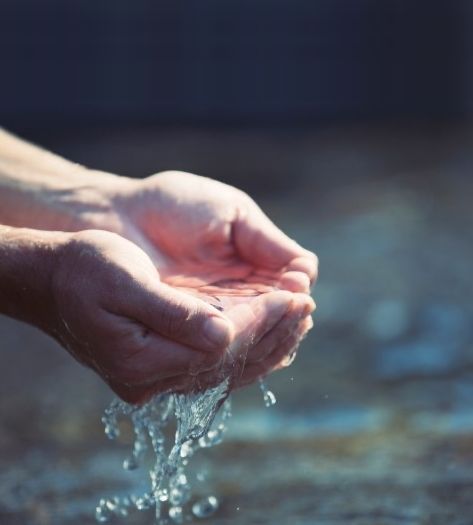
1,123 -> 473,524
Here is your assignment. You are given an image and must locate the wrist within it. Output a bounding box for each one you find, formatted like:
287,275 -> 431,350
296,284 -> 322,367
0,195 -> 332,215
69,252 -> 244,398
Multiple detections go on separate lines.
41,168 -> 125,232
0,160 -> 131,232
0,129 -> 138,233
0,226 -> 69,332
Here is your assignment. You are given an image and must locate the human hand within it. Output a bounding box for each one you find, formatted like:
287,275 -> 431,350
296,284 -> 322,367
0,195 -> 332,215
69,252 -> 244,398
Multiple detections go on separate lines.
43,229 -> 229,403
79,170 -> 318,391
43,229 -> 313,402
112,171 -> 317,293
0,133 -> 317,398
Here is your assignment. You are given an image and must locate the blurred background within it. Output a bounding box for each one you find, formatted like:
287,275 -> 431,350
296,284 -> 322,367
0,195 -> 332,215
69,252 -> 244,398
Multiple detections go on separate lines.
2,1 -> 473,524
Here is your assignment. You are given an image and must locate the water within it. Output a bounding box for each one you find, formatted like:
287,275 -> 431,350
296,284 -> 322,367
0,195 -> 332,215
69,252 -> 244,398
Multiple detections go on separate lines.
192,495 -> 219,518
259,378 -> 277,407
96,286 -> 278,524
96,379 -> 231,523
96,375 -> 276,523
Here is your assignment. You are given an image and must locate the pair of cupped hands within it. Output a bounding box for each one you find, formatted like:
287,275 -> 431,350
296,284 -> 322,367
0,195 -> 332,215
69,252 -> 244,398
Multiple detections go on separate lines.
49,171 -> 317,404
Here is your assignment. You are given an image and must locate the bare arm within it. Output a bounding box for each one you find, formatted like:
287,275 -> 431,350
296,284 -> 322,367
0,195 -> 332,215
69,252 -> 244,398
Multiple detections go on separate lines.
0,129 -> 316,401
0,128 -> 119,231
0,225 -> 65,331
0,226 -> 238,403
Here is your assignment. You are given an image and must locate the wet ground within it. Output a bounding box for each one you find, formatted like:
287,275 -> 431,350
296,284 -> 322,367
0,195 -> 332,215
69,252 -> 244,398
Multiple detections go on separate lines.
1,123 -> 473,524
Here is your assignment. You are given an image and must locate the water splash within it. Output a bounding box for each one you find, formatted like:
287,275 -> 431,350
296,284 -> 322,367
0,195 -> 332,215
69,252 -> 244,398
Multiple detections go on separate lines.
95,375 -> 275,523
96,286 -> 278,523
95,380 -> 231,523
192,495 -> 219,518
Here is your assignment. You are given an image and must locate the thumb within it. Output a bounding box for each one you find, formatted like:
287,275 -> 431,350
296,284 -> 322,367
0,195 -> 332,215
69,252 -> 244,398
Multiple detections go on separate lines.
122,280 -> 234,353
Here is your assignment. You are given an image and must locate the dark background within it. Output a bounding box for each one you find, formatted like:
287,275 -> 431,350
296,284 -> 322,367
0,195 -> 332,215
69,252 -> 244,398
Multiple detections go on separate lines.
1,2 -> 473,525
2,0 -> 472,128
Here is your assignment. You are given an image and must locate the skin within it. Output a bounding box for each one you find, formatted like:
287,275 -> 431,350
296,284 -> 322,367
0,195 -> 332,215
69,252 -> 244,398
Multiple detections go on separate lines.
0,129 -> 317,403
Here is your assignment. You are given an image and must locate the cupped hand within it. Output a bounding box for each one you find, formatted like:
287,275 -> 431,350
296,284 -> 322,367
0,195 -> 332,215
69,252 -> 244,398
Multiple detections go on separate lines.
49,229 -> 314,403
65,170 -> 317,399
106,171 -> 318,394
50,229 -> 230,402
0,130 -> 317,401
111,171 -> 318,294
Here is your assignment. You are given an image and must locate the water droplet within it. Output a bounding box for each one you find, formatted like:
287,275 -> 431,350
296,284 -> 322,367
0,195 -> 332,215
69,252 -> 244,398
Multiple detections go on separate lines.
180,441 -> 193,458
198,428 -> 224,448
169,485 -> 190,506
95,504 -> 113,522
135,494 -> 154,511
96,379 -> 235,523
176,473 -> 187,486
192,496 -> 219,518
263,390 -> 276,407
105,499 -> 117,511
169,505 -> 184,523
158,489 -> 169,502
259,378 -> 277,407
123,456 -> 139,471
104,424 -> 119,440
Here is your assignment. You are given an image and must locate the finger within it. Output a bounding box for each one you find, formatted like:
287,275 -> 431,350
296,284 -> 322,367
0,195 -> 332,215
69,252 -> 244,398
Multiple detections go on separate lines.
100,322 -> 222,387
236,315 -> 313,388
109,291 -> 294,399
118,279 -> 234,354
271,316 -> 314,371
190,315 -> 313,393
285,255 -> 319,284
225,290 -> 293,362
278,271 -> 311,293
135,312 -> 315,399
200,290 -> 292,386
246,293 -> 315,364
234,204 -> 317,271
160,313 -> 314,394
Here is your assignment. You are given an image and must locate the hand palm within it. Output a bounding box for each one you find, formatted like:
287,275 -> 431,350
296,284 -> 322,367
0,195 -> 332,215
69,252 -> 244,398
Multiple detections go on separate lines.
111,171 -> 316,393
119,171 -> 310,293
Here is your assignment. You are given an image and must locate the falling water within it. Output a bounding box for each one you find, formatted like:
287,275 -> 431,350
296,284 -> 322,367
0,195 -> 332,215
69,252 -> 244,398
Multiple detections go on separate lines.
95,375 -> 276,523
259,377 -> 277,407
96,378 -> 231,523
95,285 -> 278,523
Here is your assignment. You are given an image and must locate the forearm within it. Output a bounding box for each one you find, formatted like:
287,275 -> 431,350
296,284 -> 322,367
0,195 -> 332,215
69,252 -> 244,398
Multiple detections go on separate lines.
0,129 -> 119,231
0,225 -> 66,331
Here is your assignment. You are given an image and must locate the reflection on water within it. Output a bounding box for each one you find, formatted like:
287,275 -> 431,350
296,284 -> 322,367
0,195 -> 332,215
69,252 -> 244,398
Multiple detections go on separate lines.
1,126 -> 473,524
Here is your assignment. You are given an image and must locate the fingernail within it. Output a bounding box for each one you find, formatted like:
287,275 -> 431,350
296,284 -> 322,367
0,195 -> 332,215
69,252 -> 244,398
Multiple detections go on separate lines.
203,317 -> 231,349
303,299 -> 316,316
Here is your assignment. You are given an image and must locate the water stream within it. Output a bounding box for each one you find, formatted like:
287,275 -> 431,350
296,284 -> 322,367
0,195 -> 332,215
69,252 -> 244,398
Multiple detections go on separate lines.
95,283 -> 278,523
95,377 -> 275,523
